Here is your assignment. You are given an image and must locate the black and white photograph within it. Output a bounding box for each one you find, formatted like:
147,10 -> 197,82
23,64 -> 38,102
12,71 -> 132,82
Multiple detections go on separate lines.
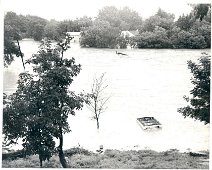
1,0 -> 211,168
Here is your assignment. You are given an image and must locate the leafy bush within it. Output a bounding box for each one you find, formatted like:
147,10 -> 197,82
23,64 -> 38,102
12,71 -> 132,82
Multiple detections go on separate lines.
70,153 -> 100,168
136,27 -> 171,48
64,147 -> 92,156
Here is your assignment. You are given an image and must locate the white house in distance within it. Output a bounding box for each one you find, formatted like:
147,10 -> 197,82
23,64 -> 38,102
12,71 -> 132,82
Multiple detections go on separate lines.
66,32 -> 81,43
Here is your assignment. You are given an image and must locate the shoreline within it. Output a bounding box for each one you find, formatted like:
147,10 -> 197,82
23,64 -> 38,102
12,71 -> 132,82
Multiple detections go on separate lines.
2,147 -> 210,169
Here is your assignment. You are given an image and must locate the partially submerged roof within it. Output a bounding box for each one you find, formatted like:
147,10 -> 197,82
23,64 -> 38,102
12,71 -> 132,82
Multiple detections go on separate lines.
121,30 -> 139,37
121,31 -> 135,37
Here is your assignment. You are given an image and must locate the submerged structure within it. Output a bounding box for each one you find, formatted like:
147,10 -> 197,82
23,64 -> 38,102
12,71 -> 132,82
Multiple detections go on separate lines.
137,117 -> 162,130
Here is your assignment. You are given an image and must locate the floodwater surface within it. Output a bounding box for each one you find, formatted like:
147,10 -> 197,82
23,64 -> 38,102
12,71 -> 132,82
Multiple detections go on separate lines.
3,39 -> 210,152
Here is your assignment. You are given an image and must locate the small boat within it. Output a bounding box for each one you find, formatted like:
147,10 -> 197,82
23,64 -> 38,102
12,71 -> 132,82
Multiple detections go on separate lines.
137,117 -> 162,130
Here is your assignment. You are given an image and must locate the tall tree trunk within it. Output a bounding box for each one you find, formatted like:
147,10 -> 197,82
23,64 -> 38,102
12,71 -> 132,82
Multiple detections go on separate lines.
58,127 -> 68,168
16,40 -> 25,70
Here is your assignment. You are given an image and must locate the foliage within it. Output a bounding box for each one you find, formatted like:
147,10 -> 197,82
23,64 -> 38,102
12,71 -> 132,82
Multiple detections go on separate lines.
4,12 -> 25,39
97,6 -> 120,27
134,7 -> 211,49
136,26 -> 171,48
32,24 -> 45,41
193,4 -> 211,21
4,11 -> 93,42
97,6 -> 142,31
80,20 -> 120,48
25,15 -> 48,41
119,7 -> 143,30
4,12 -> 24,68
4,28 -> 20,67
170,29 -> 208,49
43,19 -> 60,41
140,8 -> 175,33
176,14 -> 196,31
57,16 -> 93,33
191,20 -> 211,48
64,147 -> 92,157
178,55 -> 210,124
3,36 -> 87,167
116,36 -> 129,49
2,148 -> 209,169
80,6 -> 142,48
5,5 -> 211,49
73,16 -> 93,31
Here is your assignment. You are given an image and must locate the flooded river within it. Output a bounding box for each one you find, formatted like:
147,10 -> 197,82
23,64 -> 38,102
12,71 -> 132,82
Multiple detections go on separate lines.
3,39 -> 210,152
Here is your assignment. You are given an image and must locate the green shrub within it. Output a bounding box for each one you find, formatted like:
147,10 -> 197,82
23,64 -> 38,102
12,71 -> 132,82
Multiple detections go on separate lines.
70,153 -> 100,168
64,147 -> 92,156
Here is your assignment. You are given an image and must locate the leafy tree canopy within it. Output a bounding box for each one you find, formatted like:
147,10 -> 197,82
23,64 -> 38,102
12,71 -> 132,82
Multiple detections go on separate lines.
97,6 -> 142,30
3,36 -> 88,167
178,55 -> 210,124
193,4 -> 211,21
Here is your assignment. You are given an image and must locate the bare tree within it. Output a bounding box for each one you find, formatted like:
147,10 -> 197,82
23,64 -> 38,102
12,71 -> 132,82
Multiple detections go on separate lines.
88,73 -> 109,129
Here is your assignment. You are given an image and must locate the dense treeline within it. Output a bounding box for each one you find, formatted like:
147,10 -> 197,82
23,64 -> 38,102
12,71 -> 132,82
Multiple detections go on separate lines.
132,8 -> 211,49
80,5 -> 211,49
4,12 -> 93,41
4,4 -> 211,50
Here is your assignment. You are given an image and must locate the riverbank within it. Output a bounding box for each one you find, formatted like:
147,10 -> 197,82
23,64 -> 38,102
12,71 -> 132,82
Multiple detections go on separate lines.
2,147 -> 209,168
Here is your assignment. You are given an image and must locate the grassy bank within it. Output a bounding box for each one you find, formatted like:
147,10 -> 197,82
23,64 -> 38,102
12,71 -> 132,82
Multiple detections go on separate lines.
2,148 -> 209,169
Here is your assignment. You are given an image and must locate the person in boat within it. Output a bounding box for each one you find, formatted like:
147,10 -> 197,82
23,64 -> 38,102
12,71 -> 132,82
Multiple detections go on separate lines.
116,51 -> 127,56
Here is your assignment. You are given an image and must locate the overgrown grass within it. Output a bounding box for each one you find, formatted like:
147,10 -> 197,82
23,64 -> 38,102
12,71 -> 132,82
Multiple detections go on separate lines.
2,148 -> 209,169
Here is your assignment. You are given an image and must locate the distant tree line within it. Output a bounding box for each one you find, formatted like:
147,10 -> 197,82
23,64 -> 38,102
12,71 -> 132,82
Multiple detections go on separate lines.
133,7 -> 211,49
4,4 -> 211,50
80,5 -> 211,49
4,11 -> 93,41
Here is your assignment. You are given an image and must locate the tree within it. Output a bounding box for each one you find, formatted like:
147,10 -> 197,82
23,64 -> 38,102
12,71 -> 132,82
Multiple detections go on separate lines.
3,36 -> 87,167
80,20 -> 120,48
32,23 -> 45,41
88,73 -> 109,129
176,14 -> 196,31
25,15 -> 47,40
116,35 -> 128,49
118,6 -> 143,30
97,6 -> 142,31
178,54 -> 210,124
72,16 -> 93,31
97,6 -> 120,27
193,4 -> 211,21
140,8 -> 175,33
4,12 -> 25,69
136,26 -> 171,48
44,19 -> 60,41
4,26 -> 20,67
191,20 -> 211,48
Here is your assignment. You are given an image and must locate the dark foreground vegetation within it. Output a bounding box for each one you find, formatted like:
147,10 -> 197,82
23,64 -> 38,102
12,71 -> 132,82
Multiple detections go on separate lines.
2,147 -> 209,169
